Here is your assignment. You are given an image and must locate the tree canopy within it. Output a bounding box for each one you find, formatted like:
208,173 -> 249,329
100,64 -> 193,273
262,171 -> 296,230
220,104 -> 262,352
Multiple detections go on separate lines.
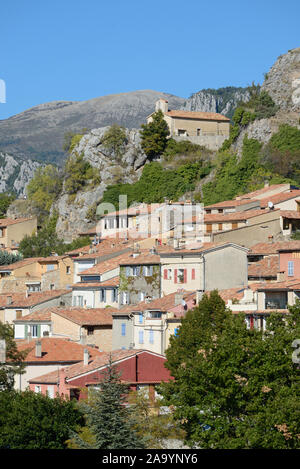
140,110 -> 170,159
159,290 -> 300,449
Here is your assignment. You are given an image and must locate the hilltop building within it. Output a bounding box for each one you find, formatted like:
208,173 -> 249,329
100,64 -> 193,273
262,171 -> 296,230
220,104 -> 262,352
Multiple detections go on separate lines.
146,98 -> 230,150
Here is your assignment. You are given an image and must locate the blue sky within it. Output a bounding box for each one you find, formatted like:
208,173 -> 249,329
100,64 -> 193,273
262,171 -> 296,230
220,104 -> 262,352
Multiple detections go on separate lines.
0,0 -> 299,119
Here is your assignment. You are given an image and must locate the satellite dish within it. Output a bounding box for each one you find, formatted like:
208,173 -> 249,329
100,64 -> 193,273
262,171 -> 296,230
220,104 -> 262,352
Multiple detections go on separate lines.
268,201 -> 274,210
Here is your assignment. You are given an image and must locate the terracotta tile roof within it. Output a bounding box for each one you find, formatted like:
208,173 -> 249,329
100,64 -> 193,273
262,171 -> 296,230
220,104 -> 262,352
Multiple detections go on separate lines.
204,209 -> 278,223
165,110 -> 230,121
0,289 -> 71,308
72,276 -> 120,288
13,309 -> 52,323
249,242 -> 289,255
259,190 -> 300,208
235,184 -> 292,200
119,251 -> 161,265
248,256 -> 279,278
49,306 -> 113,326
250,278 -> 300,291
28,349 -> 155,383
0,257 -> 43,271
16,337 -> 102,363
159,242 -> 248,255
111,290 -> 196,316
279,210 -> 300,219
0,217 -> 35,227
79,252 -> 132,275
204,199 -> 259,209
215,287 -> 248,302
67,237 -> 133,256
232,309 -> 290,315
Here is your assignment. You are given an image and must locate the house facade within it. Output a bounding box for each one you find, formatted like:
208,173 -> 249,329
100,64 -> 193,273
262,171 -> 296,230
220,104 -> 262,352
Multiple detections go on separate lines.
147,99 -> 230,150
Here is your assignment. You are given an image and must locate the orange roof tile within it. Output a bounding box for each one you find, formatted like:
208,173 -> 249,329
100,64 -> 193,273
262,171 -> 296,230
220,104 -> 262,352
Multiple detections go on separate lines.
165,110 -> 230,121
49,306 -> 113,326
0,217 -> 35,227
0,289 -> 70,308
16,337 -> 102,363
248,256 -> 279,278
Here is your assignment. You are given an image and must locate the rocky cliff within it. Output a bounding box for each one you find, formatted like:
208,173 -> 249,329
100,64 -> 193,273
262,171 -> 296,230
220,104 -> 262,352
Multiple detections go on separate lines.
0,152 -> 41,196
181,86 -> 250,119
232,48 -> 300,154
52,127 -> 149,241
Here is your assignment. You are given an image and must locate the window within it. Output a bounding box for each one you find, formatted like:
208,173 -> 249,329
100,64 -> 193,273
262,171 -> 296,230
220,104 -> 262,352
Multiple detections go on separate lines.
50,284 -> 55,290
150,311 -> 161,318
112,288 -> 118,302
66,266 -> 71,275
121,323 -> 126,336
35,385 -> 41,393
46,264 -> 55,272
139,312 -> 143,323
47,386 -> 54,398
73,295 -> 83,307
100,289 -> 106,302
288,261 -> 294,276
139,330 -> 144,344
81,275 -> 101,283
174,328 -> 179,336
31,325 -> 38,338
149,330 -> 154,344
132,266 -> 140,276
144,265 -> 153,276
87,326 -> 94,336
178,269 -> 185,284
125,266 -> 131,277
16,310 -> 22,319
138,291 -> 145,302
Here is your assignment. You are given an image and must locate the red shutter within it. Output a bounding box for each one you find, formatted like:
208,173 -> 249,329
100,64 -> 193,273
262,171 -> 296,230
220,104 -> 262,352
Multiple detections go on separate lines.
174,269 -> 177,284
191,268 -> 195,280
164,269 -> 168,280
184,269 -> 187,283
250,315 -> 254,330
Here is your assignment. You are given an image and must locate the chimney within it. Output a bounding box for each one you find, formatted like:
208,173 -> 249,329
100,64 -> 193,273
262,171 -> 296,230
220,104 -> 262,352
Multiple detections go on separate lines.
83,348 -> 89,366
6,296 -> 12,306
174,290 -> 184,306
35,340 -> 42,358
80,333 -> 87,345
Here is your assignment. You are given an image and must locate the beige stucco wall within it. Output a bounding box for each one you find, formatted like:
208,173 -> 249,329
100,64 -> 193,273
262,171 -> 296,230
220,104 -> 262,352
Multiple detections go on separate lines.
0,218 -> 37,248
51,312 -> 81,340
212,218 -> 282,248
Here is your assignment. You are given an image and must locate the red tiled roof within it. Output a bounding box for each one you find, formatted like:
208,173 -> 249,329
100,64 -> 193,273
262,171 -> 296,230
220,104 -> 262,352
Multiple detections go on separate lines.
248,256 -> 279,278
279,210 -> 300,219
165,110 -> 230,121
16,337 -> 102,363
13,309 -> 52,323
72,276 -> 120,288
0,217 -> 35,227
259,190 -> 300,208
29,349 -> 166,383
0,289 -> 71,308
49,306 -> 114,326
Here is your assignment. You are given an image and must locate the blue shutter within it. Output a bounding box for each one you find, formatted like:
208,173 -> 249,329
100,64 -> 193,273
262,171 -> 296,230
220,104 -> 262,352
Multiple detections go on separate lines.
139,330 -> 144,344
139,312 -> 143,323
121,323 -> 126,336
174,328 -> 179,336
149,330 -> 154,344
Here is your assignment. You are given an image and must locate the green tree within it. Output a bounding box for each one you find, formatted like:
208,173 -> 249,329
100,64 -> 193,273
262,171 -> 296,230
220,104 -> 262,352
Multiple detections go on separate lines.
0,250 -> 22,266
0,322 -> 27,390
64,152 -> 100,196
70,359 -> 146,449
159,291 -> 300,449
101,124 -> 128,160
19,213 -> 65,258
128,389 -> 186,449
140,110 -> 170,159
0,390 -> 83,449
0,192 -> 16,218
26,165 -> 63,221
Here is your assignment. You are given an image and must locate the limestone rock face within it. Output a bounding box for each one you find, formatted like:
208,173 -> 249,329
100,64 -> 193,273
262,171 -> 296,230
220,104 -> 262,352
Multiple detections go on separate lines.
182,88 -> 250,118
0,152 -> 41,196
53,126 -> 150,241
262,48 -> 300,112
